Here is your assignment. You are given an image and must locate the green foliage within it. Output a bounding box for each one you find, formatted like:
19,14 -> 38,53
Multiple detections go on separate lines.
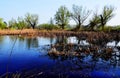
89,12 -> 101,31
38,24 -> 59,30
88,6 -> 115,31
9,17 -> 27,29
100,6 -> 115,30
25,13 -> 39,29
0,18 -> 7,29
55,6 -> 71,29
0,5 -> 117,32
96,26 -> 120,32
17,17 -> 28,29
49,17 -> 54,25
114,26 -> 120,30
101,26 -> 112,31
9,19 -> 17,29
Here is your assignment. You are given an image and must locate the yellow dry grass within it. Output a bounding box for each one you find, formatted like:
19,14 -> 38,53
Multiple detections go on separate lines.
0,29 -> 119,40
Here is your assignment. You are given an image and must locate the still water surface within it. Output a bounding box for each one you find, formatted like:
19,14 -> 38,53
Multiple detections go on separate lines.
0,36 -> 120,78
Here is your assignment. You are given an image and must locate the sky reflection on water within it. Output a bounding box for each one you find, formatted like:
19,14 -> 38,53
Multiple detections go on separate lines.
0,36 -> 120,77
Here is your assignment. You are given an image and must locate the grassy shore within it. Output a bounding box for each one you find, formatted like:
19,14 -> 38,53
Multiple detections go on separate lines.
0,29 -> 75,36
0,29 -> 120,39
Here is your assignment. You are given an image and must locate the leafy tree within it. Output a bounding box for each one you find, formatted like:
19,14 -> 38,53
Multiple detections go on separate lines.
9,17 -> 27,29
0,18 -> 7,29
71,5 -> 90,30
100,6 -> 114,30
25,13 -> 39,29
55,6 -> 70,29
17,17 -> 27,29
9,18 -> 18,29
89,12 -> 100,31
49,17 -> 54,25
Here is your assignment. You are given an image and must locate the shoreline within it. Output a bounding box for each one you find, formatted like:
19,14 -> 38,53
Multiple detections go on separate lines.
0,29 -> 120,39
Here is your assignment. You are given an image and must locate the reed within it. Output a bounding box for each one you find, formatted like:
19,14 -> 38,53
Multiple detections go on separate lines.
0,29 -> 119,36
0,29 -> 120,41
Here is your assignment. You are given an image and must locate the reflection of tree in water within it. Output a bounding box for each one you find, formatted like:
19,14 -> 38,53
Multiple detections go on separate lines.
9,36 -> 39,49
9,36 -> 25,42
18,36 -> 25,42
114,35 -> 120,47
54,36 -> 67,51
76,36 -> 87,44
9,36 -> 17,41
0,36 -> 4,44
50,36 -> 54,45
26,37 -> 39,49
0,36 -> 5,50
87,38 -> 110,47
55,36 -> 67,44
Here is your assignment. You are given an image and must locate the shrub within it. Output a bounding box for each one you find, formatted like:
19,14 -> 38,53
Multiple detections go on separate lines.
0,18 -> 7,29
37,24 -> 59,30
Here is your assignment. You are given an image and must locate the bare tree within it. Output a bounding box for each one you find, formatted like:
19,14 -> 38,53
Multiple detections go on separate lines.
25,13 -> 39,29
71,5 -> 91,30
100,6 -> 115,30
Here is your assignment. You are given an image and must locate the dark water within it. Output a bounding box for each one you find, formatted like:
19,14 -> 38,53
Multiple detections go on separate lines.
0,36 -> 120,78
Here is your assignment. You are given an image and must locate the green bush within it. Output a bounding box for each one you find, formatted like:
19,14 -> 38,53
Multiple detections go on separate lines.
0,18 -> 7,29
37,24 -> 59,30
98,26 -> 120,32
9,17 -> 28,29
113,26 -> 120,31
102,26 -> 112,32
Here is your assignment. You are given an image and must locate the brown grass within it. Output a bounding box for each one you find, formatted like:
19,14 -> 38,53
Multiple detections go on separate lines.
0,29 -> 120,39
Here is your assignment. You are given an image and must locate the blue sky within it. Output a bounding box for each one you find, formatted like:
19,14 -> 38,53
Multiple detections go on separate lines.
0,0 -> 120,25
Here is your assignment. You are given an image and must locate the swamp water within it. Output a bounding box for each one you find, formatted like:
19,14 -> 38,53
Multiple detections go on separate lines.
0,36 -> 120,78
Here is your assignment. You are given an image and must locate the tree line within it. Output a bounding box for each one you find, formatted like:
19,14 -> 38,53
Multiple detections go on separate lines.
0,5 -> 119,31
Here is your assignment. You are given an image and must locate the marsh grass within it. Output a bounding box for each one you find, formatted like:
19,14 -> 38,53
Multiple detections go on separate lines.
0,29 -> 119,38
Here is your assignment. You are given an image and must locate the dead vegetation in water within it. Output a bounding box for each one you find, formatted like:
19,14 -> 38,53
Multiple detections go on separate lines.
48,43 -> 113,59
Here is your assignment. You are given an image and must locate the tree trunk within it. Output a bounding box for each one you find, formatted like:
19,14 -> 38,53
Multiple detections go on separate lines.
102,25 -> 104,30
77,23 -> 81,30
62,25 -> 64,29
32,25 -> 35,29
100,15 -> 104,30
